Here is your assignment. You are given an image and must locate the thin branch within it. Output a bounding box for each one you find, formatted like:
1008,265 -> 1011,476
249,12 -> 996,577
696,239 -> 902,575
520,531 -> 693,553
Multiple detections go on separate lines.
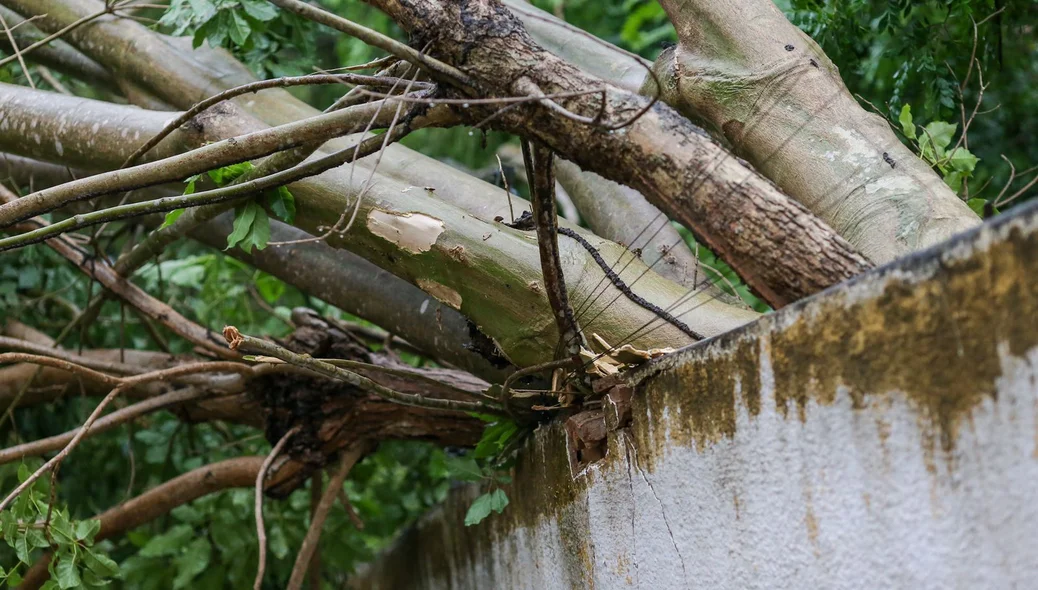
0,352 -> 121,387
0,336 -> 143,376
0,10 -> 35,89
265,0 -> 474,91
0,126 -> 417,252
0,387 -> 208,464
0,1 -> 123,69
523,141 -> 585,361
254,426 -> 300,590
286,442 -> 370,590
0,97 -> 410,228
0,361 -> 251,513
2,213 -> 236,358
224,327 -> 505,414
122,73 -> 431,167
500,358 -> 577,410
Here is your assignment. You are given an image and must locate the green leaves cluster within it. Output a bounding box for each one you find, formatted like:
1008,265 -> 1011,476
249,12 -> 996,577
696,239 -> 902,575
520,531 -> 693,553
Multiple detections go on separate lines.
0,464 -> 118,589
161,161 -> 296,253
445,415 -> 521,527
898,104 -> 980,194
158,0 -> 316,77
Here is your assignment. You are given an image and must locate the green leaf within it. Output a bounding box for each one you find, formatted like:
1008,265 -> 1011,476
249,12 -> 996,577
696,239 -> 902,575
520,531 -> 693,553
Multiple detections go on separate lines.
898,104 -> 916,140
83,549 -> 120,578
473,420 -> 518,459
172,538 -> 211,589
75,519 -> 101,542
463,493 -> 494,526
266,186 -> 295,222
238,205 -> 270,253
943,170 -> 965,193
967,198 -> 997,218
205,11 -> 230,47
171,505 -> 204,524
186,0 -> 217,21
6,568 -> 23,587
444,455 -> 484,482
240,0 -> 279,22
227,9 -> 252,46
947,147 -> 979,173
17,463 -> 30,483
15,533 -> 30,563
226,203 -> 258,251
139,524 -> 193,557
160,208 -> 187,229
54,555 -> 82,589
207,162 -> 253,185
488,489 -> 509,513
922,121 -> 956,156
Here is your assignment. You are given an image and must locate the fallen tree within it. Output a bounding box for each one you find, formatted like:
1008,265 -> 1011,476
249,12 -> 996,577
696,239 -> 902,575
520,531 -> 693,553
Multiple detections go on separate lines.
0,0 -> 1014,586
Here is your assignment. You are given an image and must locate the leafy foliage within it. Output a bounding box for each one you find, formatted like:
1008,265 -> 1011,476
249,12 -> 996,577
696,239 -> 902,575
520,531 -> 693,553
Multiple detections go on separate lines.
163,162 -> 296,253
158,0 -> 317,77
898,105 -> 980,193
445,415 -> 522,527
0,463 -> 118,588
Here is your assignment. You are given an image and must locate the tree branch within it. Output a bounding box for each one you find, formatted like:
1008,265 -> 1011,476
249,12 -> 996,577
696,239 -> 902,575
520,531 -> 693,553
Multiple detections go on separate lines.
0,92 -> 433,227
0,387 -> 209,464
363,0 -> 872,307
286,442 -> 371,590
223,327 -> 505,415
254,426 -> 300,590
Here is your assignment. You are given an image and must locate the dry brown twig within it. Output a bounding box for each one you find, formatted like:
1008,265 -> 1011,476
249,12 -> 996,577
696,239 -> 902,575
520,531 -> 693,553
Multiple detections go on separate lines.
286,442 -> 371,590
254,426 -> 301,590
0,357 -> 253,513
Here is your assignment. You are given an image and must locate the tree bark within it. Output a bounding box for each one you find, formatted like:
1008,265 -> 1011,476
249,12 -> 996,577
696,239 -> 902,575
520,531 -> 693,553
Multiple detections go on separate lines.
651,0 -> 981,264
363,0 -> 872,307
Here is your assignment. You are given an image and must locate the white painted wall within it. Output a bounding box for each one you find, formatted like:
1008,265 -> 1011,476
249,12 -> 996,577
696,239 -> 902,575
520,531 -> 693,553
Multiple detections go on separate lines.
353,202 -> 1038,590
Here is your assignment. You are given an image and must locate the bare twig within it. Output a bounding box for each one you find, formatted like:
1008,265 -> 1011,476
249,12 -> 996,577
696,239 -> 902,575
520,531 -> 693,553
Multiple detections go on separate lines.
0,387 -> 209,464
254,426 -> 301,590
121,73 -> 431,168
0,361 -> 251,513
286,442 -> 370,590
523,141 -> 585,362
0,128 -> 421,252
0,1 -> 125,69
0,98 -> 408,228
264,0 -> 473,91
0,10 -> 35,89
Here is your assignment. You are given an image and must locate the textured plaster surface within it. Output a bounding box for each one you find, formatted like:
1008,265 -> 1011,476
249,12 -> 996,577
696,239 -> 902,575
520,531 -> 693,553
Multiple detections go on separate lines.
351,201 -> 1038,589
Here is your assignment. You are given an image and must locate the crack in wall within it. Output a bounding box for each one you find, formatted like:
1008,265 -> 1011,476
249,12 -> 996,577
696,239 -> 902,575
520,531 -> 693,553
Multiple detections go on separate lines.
627,438 -> 689,588
623,435 -> 642,588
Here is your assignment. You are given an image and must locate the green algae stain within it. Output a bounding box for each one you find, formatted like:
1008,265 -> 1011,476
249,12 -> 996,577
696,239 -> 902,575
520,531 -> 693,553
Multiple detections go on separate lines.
635,216 -> 1038,466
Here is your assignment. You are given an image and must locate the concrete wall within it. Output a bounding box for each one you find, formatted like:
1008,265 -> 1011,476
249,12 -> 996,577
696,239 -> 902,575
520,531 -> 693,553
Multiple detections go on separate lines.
351,200 -> 1038,589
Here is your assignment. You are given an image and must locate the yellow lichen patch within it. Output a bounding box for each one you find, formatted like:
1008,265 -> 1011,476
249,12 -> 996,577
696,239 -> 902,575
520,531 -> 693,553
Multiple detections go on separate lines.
416,279 -> 462,310
366,209 -> 444,253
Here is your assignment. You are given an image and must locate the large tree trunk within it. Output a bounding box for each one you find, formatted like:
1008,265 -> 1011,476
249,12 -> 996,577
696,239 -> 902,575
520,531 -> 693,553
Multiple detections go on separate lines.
506,0 -> 981,264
